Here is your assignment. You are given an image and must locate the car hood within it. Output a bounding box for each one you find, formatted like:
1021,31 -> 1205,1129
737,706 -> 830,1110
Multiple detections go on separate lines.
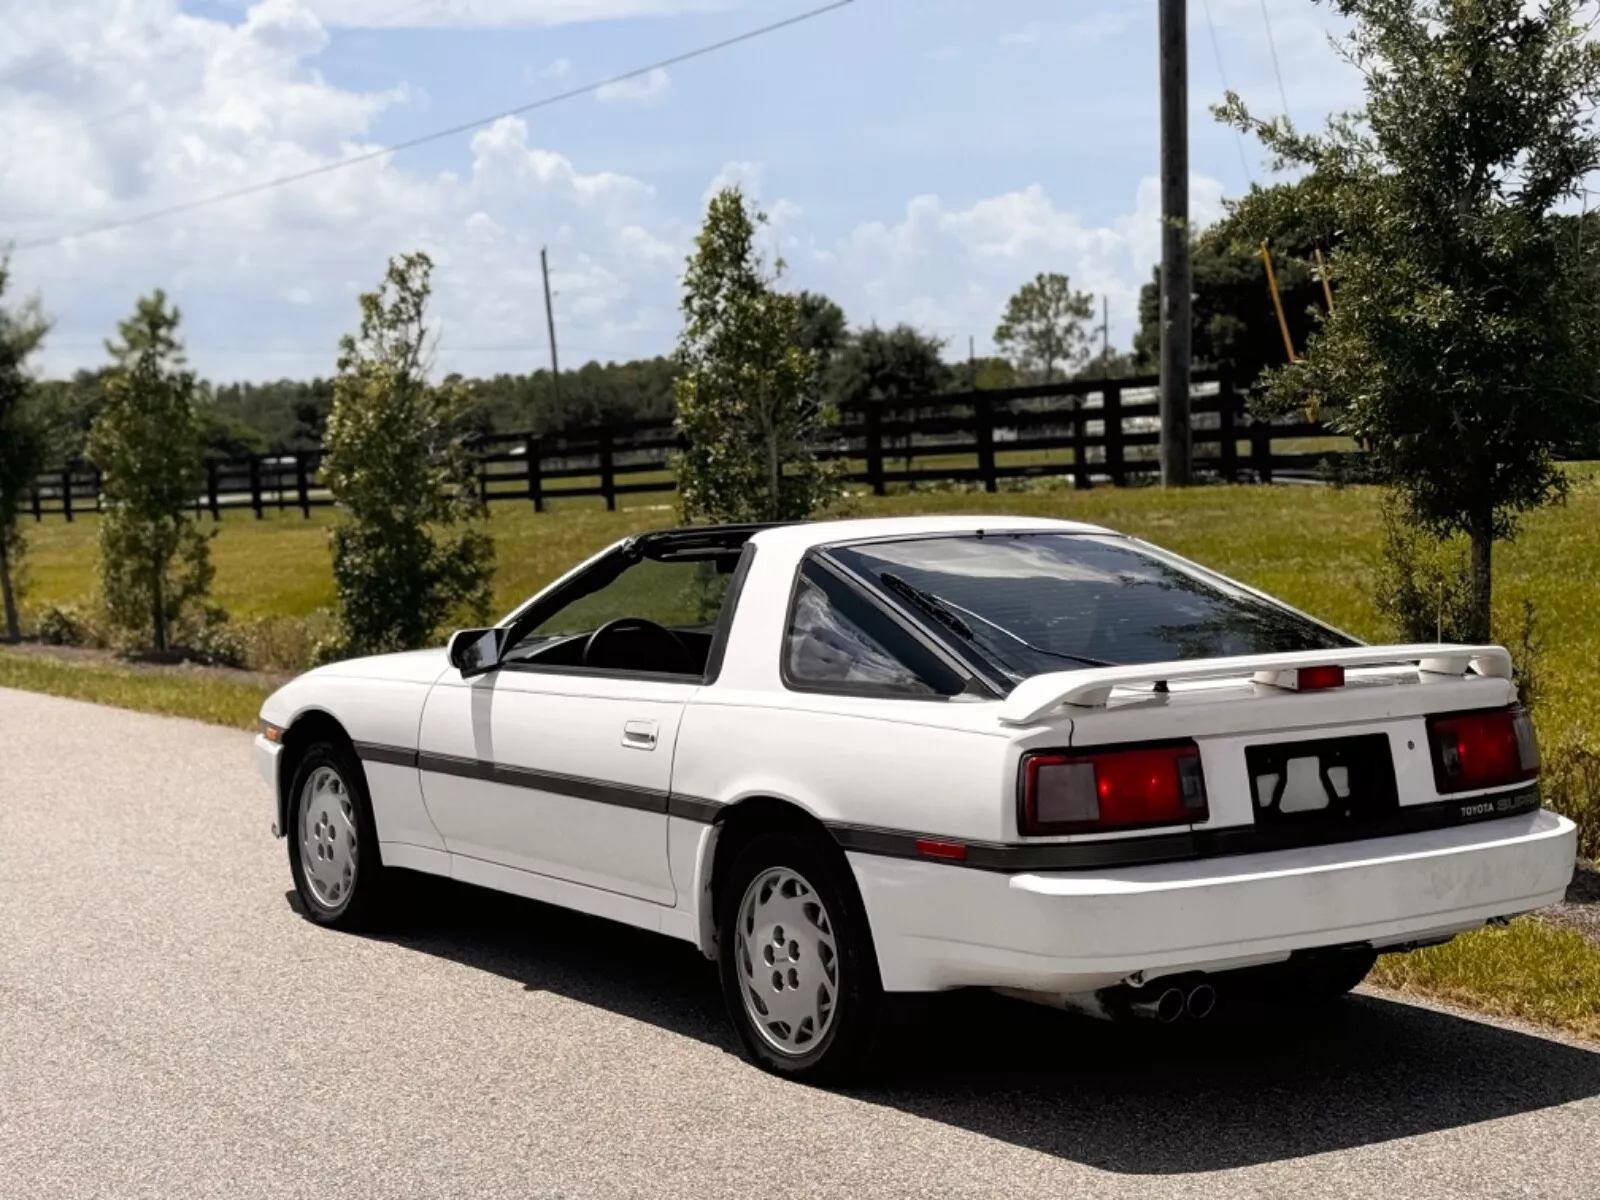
305,647 -> 454,686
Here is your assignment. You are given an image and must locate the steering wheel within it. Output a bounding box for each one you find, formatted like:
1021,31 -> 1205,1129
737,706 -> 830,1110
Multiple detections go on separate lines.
582,617 -> 695,675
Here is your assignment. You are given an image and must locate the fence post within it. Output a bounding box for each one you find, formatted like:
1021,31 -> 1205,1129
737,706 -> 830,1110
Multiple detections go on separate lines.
295,451 -> 311,518
1252,420 -> 1274,484
1072,396 -> 1091,490
1103,385 -> 1125,487
599,427 -> 616,511
207,460 -> 221,521
1217,379 -> 1239,483
249,456 -> 264,519
526,434 -> 544,513
865,404 -> 885,496
975,395 -> 998,493
31,482 -> 42,522
62,468 -> 73,523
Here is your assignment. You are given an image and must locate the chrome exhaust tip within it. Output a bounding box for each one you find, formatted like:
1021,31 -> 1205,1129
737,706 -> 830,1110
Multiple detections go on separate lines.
1128,986 -> 1186,1024
1185,983 -> 1218,1021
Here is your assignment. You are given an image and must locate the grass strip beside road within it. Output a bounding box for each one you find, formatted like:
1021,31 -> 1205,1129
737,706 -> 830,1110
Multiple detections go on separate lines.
1370,920 -> 1600,1041
0,647 -> 271,730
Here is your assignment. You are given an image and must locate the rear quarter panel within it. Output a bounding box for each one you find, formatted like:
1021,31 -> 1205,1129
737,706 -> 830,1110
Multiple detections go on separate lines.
672,690 -> 1014,841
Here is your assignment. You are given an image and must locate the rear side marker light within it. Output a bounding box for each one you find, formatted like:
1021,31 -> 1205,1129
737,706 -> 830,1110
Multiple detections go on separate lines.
1427,707 -> 1540,794
915,838 -> 968,862
1021,742 -> 1209,835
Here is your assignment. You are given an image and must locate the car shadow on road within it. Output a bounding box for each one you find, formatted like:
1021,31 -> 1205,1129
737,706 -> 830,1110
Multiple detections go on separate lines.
323,875 -> 1600,1176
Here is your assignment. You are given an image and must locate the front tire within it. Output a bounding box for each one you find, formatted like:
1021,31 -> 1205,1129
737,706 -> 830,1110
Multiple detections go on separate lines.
287,740 -> 387,929
717,833 -> 885,1084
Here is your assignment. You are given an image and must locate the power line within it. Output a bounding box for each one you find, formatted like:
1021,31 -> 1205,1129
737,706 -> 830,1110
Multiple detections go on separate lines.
12,0 -> 854,255
1201,0 -> 1255,185
1259,0 -> 1292,124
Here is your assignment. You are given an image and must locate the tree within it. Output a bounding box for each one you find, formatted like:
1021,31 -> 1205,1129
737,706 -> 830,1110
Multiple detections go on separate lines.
829,324 -> 950,407
994,272 -> 1097,382
0,257 -> 51,643
1219,0 -> 1600,639
673,187 -> 836,524
1134,192 -> 1335,388
793,291 -> 848,377
86,292 -> 213,655
320,252 -> 494,659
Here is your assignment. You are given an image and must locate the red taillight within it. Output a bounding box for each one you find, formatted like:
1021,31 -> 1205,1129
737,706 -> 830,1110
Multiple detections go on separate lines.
1021,742 -> 1208,835
1297,665 -> 1345,691
1427,708 -> 1540,794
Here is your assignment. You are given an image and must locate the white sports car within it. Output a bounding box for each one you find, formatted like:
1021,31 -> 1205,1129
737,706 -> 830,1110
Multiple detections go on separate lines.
256,515 -> 1576,1080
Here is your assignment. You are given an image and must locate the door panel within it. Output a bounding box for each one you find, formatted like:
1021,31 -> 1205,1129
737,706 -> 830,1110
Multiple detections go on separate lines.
418,668 -> 694,906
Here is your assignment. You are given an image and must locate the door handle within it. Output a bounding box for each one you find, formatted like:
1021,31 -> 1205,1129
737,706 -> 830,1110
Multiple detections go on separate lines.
621,719 -> 659,750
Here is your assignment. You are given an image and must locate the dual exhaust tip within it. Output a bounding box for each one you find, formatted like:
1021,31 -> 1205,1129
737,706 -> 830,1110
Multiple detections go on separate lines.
1125,980 -> 1217,1023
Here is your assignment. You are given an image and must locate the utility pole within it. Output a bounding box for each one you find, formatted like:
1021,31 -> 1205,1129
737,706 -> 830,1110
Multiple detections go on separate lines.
1158,0 -> 1193,485
540,246 -> 561,407
1101,296 -> 1111,371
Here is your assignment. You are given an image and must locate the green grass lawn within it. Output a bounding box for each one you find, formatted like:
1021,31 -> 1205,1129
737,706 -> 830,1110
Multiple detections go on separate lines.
8,471 -> 1600,1041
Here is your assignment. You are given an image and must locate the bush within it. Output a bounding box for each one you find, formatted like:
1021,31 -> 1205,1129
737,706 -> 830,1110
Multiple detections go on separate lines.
36,604 -> 85,647
175,606 -> 248,669
1545,739 -> 1600,862
235,611 -> 337,673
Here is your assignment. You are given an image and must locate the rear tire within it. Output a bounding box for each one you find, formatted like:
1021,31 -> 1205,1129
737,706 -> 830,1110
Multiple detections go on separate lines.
717,832 -> 885,1084
287,740 -> 387,930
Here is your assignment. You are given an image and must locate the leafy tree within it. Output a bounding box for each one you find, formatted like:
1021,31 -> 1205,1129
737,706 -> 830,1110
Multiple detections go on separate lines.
0,257 -> 51,643
948,355 -> 1019,391
673,187 -> 836,524
994,272 -> 1097,382
86,292 -> 214,654
1219,0 -> 1600,639
1135,194 -> 1335,387
829,324 -> 950,406
793,291 -> 849,377
320,252 -> 494,659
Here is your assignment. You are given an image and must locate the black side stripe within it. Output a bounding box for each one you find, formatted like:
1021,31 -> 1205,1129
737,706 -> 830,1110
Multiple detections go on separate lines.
416,751 -> 668,814
354,742 -> 419,769
356,742 -> 729,822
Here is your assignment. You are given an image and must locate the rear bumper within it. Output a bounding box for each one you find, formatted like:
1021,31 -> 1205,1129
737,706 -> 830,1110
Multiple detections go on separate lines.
849,810 -> 1577,993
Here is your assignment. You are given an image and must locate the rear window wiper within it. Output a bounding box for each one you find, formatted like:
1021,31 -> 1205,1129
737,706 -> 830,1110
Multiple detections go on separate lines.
878,572 -> 1117,670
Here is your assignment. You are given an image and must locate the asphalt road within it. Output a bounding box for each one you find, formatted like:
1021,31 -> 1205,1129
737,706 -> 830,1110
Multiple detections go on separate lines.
4,687 -> 1600,1199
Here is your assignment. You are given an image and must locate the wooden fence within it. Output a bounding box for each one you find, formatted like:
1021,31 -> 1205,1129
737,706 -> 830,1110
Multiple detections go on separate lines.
26,372 -> 1349,521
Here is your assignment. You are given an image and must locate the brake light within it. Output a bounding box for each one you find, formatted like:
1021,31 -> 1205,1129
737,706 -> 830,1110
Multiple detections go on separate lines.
1021,742 -> 1208,835
1297,665 -> 1345,691
1427,708 -> 1540,794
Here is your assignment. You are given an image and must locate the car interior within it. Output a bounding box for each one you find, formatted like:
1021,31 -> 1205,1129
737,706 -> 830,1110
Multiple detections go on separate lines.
500,526 -> 768,678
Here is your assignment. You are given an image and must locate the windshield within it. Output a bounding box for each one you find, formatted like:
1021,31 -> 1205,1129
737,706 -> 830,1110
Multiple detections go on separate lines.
828,533 -> 1355,682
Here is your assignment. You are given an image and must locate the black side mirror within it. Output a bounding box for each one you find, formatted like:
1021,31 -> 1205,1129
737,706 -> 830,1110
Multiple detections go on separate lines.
448,627 -> 506,679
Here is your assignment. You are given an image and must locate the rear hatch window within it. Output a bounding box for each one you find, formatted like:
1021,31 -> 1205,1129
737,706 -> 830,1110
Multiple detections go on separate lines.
827,532 -> 1356,684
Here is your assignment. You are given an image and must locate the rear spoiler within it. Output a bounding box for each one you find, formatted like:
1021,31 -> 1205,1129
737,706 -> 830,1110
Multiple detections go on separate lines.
997,644 -> 1515,726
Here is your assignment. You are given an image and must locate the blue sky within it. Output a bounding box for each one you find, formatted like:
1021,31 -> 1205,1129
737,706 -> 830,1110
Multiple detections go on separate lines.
1,0 -> 1362,380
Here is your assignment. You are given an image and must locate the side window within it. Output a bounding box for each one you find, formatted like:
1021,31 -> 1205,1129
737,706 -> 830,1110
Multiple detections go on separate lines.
784,560 -> 963,697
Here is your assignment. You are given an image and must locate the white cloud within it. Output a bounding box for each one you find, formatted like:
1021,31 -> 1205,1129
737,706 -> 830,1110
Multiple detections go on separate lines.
540,56 -> 571,78
303,0 -> 729,29
805,176 -> 1226,353
702,160 -> 763,204
594,66 -> 671,104
1,0 -> 1234,380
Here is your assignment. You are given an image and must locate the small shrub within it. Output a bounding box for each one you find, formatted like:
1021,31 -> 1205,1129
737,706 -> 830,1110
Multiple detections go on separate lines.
1373,490 -> 1476,643
1544,738 -> 1600,862
175,605 -> 248,669
36,604 -> 84,647
235,611 -> 337,673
